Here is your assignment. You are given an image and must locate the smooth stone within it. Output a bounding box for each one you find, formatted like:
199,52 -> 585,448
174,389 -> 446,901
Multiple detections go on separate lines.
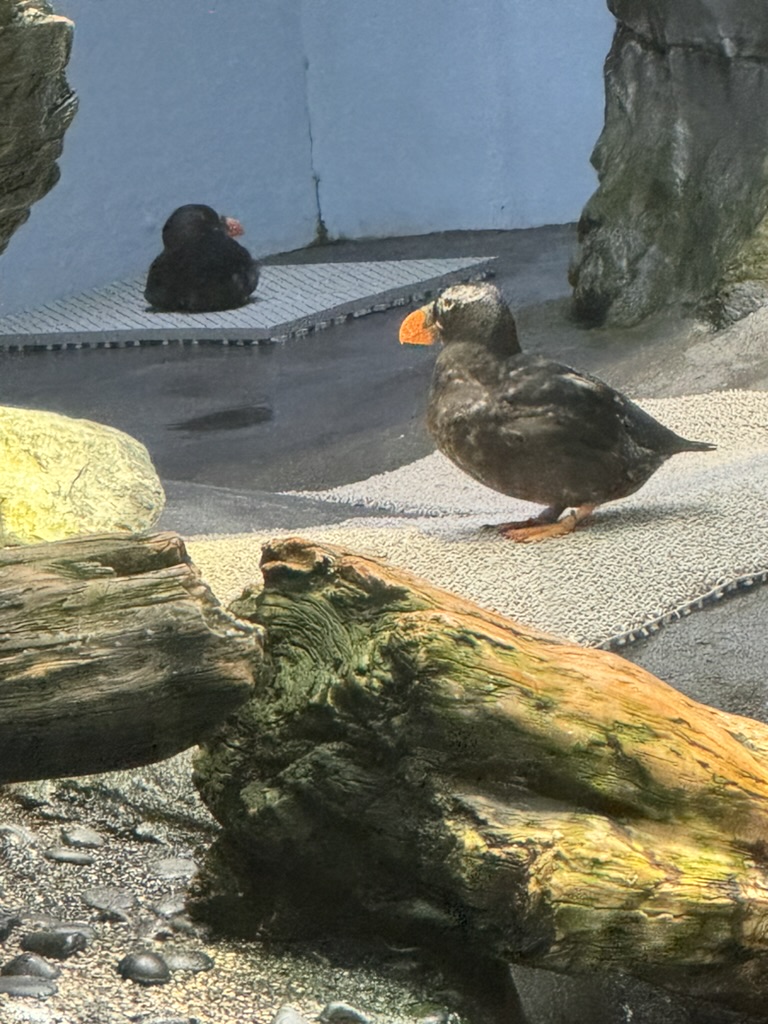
0,975 -> 56,998
271,1007 -> 313,1024
0,909 -> 20,942
148,856 -> 198,880
38,807 -> 71,822
153,895 -> 186,919
0,824 -> 36,846
56,925 -> 96,937
43,846 -> 94,865
133,820 -> 169,844
139,1019 -> 201,1024
61,825 -> 104,849
137,915 -> 173,941
6,785 -> 52,810
142,916 -> 209,942
117,950 -> 171,985
18,912 -> 59,930
1,952 -> 61,979
163,949 -> 214,973
167,914 -> 209,939
51,921 -> 96,942
82,885 -> 136,921
21,928 -> 88,959
20,917 -> 96,941
0,946 -> 60,978
318,1003 -> 372,1024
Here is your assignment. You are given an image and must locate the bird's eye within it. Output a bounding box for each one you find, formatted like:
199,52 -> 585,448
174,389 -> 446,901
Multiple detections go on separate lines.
440,296 -> 455,313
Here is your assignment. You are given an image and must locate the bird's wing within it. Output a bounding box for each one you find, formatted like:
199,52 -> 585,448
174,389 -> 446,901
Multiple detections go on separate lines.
206,238 -> 259,296
144,253 -> 176,308
244,260 -> 260,292
499,359 -> 629,452
229,249 -> 259,294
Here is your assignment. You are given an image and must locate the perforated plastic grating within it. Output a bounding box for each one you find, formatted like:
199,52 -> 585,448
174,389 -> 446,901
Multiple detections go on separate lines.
0,257 -> 494,349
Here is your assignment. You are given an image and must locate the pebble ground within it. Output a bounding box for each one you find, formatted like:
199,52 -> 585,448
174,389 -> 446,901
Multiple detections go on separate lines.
0,753 -> 464,1024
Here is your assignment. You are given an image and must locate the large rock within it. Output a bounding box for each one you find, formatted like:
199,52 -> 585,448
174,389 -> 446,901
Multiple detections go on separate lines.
0,406 -> 164,544
0,0 -> 77,256
570,1 -> 768,328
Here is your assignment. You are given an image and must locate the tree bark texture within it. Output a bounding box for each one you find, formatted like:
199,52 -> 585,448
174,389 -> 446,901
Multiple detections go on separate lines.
0,532 -> 258,784
193,537 -> 768,1017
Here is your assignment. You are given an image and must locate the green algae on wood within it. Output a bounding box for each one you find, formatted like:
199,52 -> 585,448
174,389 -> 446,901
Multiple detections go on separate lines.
194,537 -> 768,1016
0,532 -> 258,783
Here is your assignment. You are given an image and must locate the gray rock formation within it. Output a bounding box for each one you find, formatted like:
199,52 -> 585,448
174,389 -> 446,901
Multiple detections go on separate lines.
570,1 -> 768,328
0,0 -> 77,256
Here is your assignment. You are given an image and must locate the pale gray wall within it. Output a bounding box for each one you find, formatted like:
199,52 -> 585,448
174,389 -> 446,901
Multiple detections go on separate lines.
0,0 -> 613,316
302,0 -> 613,237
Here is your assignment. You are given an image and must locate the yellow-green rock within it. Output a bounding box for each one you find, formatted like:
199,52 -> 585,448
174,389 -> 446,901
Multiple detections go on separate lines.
0,406 -> 164,545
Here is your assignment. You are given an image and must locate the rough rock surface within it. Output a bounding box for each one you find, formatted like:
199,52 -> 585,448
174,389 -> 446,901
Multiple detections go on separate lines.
570,0 -> 768,328
0,0 -> 77,257
0,406 -> 164,544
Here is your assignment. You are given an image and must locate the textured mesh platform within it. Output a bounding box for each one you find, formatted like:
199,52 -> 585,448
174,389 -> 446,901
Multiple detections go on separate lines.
0,257 -> 493,349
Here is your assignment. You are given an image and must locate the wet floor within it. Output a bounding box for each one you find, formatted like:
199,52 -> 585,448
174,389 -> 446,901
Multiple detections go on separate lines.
0,306 -> 435,494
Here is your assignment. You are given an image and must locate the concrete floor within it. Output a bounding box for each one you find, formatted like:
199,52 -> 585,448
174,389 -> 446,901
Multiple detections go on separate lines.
2,223 -> 767,1023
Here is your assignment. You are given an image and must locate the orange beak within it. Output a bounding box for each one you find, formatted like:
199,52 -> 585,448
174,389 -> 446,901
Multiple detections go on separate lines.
399,303 -> 439,346
223,217 -> 245,238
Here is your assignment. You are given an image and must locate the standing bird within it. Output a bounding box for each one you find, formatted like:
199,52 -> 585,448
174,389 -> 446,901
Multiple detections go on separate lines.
399,282 -> 715,541
145,204 -> 260,313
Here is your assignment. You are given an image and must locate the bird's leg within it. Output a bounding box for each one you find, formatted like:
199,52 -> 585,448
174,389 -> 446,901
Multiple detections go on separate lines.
498,504 -> 597,542
490,504 -> 564,533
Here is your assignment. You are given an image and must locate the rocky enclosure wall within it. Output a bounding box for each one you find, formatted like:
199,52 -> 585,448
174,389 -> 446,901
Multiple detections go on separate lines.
571,0 -> 768,328
0,0 -> 77,256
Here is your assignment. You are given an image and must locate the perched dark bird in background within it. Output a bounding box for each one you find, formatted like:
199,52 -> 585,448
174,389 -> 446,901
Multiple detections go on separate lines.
145,204 -> 259,313
399,282 -> 716,541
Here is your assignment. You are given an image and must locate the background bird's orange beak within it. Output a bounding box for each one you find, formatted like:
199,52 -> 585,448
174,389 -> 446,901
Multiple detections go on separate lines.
399,304 -> 438,345
223,217 -> 245,238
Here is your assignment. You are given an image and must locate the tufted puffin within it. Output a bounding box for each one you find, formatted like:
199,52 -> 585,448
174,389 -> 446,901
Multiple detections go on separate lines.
399,282 -> 715,541
145,204 -> 260,313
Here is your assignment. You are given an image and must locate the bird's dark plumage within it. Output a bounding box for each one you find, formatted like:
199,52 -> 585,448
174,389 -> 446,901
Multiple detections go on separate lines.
145,204 -> 259,313
399,282 -> 715,541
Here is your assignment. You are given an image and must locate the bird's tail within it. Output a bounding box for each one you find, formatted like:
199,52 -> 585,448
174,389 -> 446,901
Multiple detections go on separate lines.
676,436 -> 717,453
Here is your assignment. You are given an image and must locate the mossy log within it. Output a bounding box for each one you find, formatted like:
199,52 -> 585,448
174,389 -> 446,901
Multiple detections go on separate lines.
0,532 -> 258,784
194,537 -> 768,1016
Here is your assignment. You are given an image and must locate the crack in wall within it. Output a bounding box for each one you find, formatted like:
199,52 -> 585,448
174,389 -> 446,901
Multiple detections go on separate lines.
298,3 -> 328,245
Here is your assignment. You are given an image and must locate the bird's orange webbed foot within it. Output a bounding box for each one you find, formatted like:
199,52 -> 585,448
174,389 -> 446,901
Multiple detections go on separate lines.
497,504 -> 597,543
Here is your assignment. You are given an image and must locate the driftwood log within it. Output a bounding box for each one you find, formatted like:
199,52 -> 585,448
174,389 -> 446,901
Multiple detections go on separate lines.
0,532 -> 258,784
192,537 -> 768,1017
